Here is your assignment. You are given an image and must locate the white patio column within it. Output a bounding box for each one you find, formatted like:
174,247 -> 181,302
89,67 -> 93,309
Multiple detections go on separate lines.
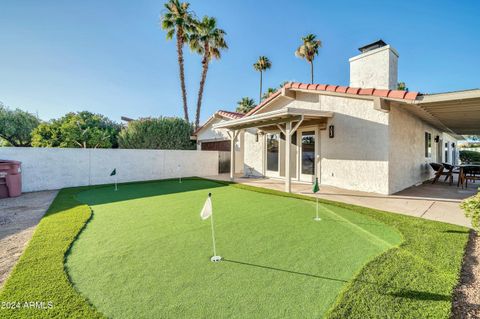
228,130 -> 238,181
285,121 -> 292,193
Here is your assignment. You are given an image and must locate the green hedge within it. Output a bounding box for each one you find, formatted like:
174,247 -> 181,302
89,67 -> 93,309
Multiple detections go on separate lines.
118,117 -> 195,150
460,150 -> 480,163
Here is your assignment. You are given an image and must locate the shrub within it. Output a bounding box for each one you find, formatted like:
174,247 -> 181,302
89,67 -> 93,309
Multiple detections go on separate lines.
461,190 -> 480,231
459,150 -> 480,163
118,117 -> 195,150
0,103 -> 40,146
31,111 -> 120,148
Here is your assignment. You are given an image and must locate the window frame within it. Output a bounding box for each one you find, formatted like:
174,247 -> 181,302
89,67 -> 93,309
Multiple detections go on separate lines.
425,132 -> 432,158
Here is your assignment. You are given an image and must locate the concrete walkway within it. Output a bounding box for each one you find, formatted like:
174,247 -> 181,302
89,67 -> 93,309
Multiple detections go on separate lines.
208,174 -> 475,228
0,190 -> 58,287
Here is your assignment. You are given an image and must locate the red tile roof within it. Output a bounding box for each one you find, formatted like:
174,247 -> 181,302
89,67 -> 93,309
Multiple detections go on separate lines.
245,82 -> 419,116
193,110 -> 244,135
217,110 -> 244,119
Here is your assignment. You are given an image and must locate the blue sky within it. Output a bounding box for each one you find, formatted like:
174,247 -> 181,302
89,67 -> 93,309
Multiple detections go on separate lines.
0,0 -> 479,123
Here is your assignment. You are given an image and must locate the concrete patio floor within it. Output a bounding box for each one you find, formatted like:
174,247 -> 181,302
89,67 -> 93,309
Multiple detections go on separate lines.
208,174 -> 477,228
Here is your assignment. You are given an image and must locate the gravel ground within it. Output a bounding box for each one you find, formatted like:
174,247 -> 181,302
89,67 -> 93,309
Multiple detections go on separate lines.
452,231 -> 480,318
0,190 -> 58,288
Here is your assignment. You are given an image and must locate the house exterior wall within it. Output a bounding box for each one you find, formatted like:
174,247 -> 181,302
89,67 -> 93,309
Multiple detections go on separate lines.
387,106 -> 453,194
243,92 -> 391,194
314,93 -> 390,194
216,93 -> 459,195
442,133 -> 459,164
196,117 -> 231,142
196,116 -> 244,174
243,128 -> 264,176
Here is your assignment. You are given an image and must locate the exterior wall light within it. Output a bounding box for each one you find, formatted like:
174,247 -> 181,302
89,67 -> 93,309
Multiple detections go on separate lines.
434,135 -> 440,143
328,125 -> 335,138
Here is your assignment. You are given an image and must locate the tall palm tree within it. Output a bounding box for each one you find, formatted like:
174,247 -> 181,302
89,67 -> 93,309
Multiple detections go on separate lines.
161,0 -> 195,122
190,16 -> 228,128
295,34 -> 322,84
236,97 -> 256,114
253,56 -> 272,103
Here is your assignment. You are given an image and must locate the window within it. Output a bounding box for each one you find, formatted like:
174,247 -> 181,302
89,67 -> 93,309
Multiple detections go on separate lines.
301,131 -> 315,175
444,142 -> 449,163
424,132 -> 432,158
266,133 -> 279,171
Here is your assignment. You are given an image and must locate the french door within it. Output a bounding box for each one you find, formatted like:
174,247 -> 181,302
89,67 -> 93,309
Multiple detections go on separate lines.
299,129 -> 318,182
266,133 -> 280,177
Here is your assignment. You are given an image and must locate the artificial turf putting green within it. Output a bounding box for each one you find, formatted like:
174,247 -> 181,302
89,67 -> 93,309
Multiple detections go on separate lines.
65,179 -> 402,318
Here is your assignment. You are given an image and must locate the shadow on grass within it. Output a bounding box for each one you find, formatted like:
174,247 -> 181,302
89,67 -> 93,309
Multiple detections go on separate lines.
223,258 -> 349,283
224,258 -> 451,302
74,178 -> 227,206
389,290 -> 451,301
443,230 -> 470,234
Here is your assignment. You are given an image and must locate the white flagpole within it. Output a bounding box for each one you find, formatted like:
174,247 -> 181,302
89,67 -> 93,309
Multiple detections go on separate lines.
210,208 -> 217,257
115,176 -> 118,191
208,193 -> 221,262
314,195 -> 321,221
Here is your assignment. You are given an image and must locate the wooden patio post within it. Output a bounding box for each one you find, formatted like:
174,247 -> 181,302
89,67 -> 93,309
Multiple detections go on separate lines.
285,121 -> 292,193
228,130 -> 238,181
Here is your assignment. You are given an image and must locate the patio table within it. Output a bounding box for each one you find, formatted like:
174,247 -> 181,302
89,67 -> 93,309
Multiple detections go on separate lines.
456,164 -> 480,188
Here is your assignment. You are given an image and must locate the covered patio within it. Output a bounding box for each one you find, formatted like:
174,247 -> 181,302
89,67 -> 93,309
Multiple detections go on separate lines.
213,106 -> 333,193
207,173 -> 474,227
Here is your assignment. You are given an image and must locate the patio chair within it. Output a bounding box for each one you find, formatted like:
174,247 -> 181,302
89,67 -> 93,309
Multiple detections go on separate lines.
429,163 -> 453,185
441,163 -> 458,185
463,166 -> 480,189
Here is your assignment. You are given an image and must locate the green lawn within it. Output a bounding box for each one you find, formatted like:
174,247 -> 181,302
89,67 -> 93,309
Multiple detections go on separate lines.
0,178 -> 470,318
66,179 -> 401,318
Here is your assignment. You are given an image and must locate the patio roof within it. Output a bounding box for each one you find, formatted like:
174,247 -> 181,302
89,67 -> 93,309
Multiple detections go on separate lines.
213,107 -> 333,131
405,89 -> 480,136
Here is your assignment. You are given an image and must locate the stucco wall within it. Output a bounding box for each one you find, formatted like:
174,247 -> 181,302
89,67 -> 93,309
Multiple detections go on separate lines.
317,94 -> 390,194
442,133 -> 459,164
242,92 -> 391,194
388,106 -> 447,194
349,45 -> 398,90
243,129 -> 263,176
196,116 -> 231,141
0,147 -> 219,192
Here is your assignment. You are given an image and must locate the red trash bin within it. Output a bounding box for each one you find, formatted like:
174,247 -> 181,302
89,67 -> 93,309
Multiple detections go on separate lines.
0,160 -> 22,198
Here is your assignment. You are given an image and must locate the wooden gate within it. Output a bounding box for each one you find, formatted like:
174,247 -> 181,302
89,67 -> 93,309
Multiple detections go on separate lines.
218,151 -> 231,174
201,140 -> 231,174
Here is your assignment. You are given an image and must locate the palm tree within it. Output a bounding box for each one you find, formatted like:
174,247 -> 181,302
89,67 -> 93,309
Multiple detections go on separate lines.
236,97 -> 256,114
190,16 -> 228,128
262,87 -> 277,100
161,0 -> 195,122
397,82 -> 408,91
295,34 -> 322,84
253,56 -> 272,103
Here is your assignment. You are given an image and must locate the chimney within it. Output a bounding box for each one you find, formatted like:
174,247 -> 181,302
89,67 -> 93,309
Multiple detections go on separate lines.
349,40 -> 399,90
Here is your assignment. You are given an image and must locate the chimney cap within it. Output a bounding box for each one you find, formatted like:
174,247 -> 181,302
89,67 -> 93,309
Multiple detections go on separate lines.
358,39 -> 387,53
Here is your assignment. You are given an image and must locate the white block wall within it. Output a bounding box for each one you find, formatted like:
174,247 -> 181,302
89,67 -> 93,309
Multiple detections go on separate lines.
0,148 -> 219,192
